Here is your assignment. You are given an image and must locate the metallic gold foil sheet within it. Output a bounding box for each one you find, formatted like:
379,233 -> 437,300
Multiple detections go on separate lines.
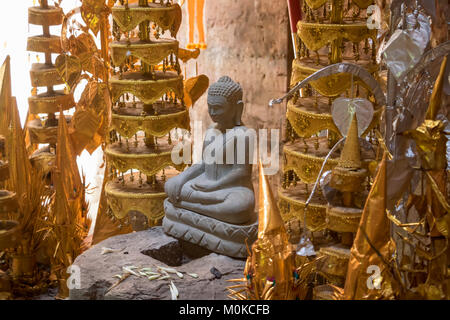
243,162 -> 297,300
344,154 -> 394,299
183,74 -> 209,107
178,48 -> 200,63
330,166 -> 367,192
29,147 -> 54,178
404,120 -> 447,171
426,56 -> 447,121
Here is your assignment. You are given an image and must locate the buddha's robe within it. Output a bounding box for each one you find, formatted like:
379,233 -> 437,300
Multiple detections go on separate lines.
166,125 -> 255,224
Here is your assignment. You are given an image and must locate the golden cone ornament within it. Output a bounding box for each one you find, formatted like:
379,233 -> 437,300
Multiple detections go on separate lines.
7,98 -> 32,202
50,107 -> 91,298
56,106 -> 90,236
338,112 -> 361,169
242,162 -> 297,300
425,56 -> 447,121
0,57 -> 12,139
343,153 -> 395,299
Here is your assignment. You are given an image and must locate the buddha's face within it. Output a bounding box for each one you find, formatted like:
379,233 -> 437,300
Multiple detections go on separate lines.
207,95 -> 236,129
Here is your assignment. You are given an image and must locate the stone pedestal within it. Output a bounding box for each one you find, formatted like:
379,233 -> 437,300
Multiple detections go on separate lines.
163,199 -> 258,258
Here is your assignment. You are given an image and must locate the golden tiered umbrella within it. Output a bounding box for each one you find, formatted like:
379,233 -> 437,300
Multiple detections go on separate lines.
228,162 -> 297,300
26,0 -> 75,179
278,0 -> 382,245
92,0 -> 207,243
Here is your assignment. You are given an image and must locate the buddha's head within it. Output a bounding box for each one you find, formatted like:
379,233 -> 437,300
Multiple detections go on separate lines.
207,76 -> 244,129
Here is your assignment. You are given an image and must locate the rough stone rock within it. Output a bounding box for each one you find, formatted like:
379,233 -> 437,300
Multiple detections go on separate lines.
69,227 -> 245,300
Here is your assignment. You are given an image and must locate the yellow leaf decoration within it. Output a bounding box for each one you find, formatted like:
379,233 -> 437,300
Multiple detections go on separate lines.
68,33 -> 98,56
55,54 -> 82,91
70,81 -> 111,154
183,74 -> 209,107
81,0 -> 109,36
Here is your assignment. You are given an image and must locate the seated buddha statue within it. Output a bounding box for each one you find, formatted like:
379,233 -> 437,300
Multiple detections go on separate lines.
163,76 -> 258,258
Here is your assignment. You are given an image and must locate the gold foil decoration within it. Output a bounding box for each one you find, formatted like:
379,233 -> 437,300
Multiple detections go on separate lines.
110,39 -> 179,67
27,116 -> 71,145
55,107 -> 83,206
283,140 -> 339,184
277,187 -> 327,232
91,175 -> 133,245
47,109 -> 90,298
49,167 -> 81,299
297,22 -> 376,52
425,56 -> 447,121
178,48 -> 200,63
290,58 -> 378,97
0,56 -> 12,140
54,54 -> 82,91
337,113 -> 362,169
30,63 -> 64,87
70,81 -> 111,155
7,98 -> 32,200
81,0 -> 111,36
105,180 -> 166,221
111,109 -> 189,139
28,91 -> 75,114
403,120 -> 447,171
240,162 -> 297,300
304,0 -> 374,10
343,153 -> 395,299
326,206 -> 363,233
287,99 -> 341,138
111,3 -> 182,36
110,72 -> 183,104
105,139 -> 186,176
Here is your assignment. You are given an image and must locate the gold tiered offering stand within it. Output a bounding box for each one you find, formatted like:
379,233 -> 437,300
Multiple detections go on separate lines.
0,135 -> 19,252
314,114 -> 371,297
278,0 -> 381,299
105,0 -> 188,228
26,0 -> 75,177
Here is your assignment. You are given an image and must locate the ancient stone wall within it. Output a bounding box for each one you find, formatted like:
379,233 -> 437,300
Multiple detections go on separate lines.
178,0 -> 290,191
